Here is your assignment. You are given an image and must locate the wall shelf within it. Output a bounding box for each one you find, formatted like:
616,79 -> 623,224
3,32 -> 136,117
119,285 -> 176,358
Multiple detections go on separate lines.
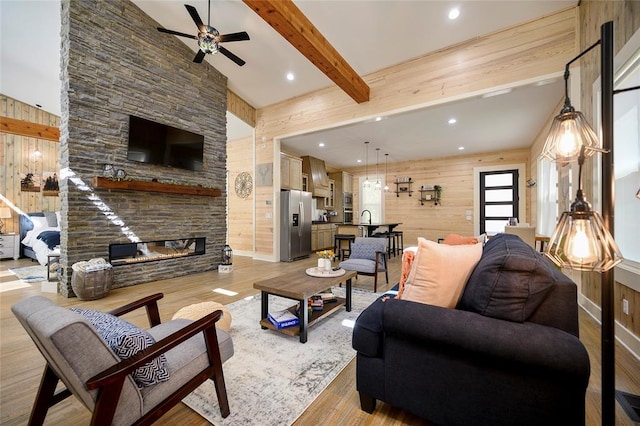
394,180 -> 413,197
92,177 -> 221,197
419,185 -> 441,205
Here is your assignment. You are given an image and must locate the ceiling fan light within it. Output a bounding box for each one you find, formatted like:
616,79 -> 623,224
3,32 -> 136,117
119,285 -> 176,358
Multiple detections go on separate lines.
198,26 -> 220,54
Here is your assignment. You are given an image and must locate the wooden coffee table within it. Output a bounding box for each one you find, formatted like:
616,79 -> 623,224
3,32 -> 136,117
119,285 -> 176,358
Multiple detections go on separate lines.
253,269 -> 357,343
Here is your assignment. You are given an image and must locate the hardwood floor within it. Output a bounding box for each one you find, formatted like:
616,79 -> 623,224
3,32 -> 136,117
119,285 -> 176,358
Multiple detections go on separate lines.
1,254 -> 638,425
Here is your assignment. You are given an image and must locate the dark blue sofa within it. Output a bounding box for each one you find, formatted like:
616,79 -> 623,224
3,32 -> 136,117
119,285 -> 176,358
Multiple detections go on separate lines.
352,233 -> 590,425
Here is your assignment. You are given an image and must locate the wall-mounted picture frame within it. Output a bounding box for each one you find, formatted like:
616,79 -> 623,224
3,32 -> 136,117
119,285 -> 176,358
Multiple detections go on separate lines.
20,172 -> 41,192
43,171 -> 59,196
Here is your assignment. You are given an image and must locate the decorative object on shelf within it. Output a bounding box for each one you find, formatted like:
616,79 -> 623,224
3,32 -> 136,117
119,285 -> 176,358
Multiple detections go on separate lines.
114,168 -> 127,180
394,178 -> 413,197
363,141 -> 371,188
418,184 -> 441,205
434,185 -> 442,205
219,244 -> 233,273
527,178 -> 536,188
384,153 -> 389,191
0,207 -> 11,234
103,163 -> 115,178
542,21 -> 639,424
234,171 -> 253,199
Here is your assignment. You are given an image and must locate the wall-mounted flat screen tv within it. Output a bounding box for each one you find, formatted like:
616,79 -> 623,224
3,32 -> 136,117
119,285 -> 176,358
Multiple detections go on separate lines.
127,115 -> 204,171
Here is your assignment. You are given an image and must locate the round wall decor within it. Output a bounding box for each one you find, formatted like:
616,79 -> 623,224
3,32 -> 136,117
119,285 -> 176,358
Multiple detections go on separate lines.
234,172 -> 253,199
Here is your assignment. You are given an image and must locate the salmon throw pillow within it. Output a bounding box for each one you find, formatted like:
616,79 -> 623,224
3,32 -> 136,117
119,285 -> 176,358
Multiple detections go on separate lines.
443,233 -> 478,245
400,238 -> 483,308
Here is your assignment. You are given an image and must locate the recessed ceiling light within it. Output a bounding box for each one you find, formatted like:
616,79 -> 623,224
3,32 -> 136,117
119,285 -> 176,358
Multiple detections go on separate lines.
375,116 -> 382,122
286,72 -> 295,81
357,159 -> 362,163
448,8 -> 460,20
458,146 -> 465,151
448,118 -> 457,125
318,142 -> 325,147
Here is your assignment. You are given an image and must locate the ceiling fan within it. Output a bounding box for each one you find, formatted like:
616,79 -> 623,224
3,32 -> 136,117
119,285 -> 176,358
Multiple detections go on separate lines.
157,2 -> 250,66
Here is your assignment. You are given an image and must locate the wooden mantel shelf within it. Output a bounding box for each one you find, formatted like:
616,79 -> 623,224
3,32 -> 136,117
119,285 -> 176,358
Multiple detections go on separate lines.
92,177 -> 221,197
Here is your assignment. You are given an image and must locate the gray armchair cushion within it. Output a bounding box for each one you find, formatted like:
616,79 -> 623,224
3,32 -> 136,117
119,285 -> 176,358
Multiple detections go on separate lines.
350,242 -> 379,261
458,233 -> 557,323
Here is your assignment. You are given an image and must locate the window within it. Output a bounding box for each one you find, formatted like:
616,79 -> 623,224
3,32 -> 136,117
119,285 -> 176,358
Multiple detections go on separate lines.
478,169 -> 519,235
537,157 -> 559,237
359,176 -> 384,224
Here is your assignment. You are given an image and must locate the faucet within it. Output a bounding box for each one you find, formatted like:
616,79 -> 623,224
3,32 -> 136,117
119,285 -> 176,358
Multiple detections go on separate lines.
361,210 -> 372,225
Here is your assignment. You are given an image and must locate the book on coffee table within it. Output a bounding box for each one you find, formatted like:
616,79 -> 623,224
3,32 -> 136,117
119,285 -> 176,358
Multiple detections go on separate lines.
268,309 -> 300,329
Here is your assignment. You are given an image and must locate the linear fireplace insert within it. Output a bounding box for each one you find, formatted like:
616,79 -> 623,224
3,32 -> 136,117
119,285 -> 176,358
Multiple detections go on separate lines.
109,238 -> 206,266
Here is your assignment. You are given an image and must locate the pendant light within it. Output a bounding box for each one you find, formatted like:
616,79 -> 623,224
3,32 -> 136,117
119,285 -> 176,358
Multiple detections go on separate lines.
374,148 -> 381,190
363,141 -> 371,188
384,153 -> 389,191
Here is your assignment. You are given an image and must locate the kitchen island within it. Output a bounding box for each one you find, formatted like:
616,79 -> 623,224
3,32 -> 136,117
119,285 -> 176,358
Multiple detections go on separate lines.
333,223 -> 402,237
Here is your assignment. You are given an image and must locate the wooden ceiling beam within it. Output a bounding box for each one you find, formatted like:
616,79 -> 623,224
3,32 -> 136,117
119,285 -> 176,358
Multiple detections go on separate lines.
0,117 -> 60,142
242,0 -> 370,104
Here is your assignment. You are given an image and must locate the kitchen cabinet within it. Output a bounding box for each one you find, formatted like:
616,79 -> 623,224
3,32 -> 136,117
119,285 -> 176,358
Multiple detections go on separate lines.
311,224 -> 334,251
324,179 -> 335,209
281,153 -> 302,190
328,171 -> 353,223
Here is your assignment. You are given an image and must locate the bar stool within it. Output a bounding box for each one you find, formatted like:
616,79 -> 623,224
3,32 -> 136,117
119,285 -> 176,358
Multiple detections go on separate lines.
373,232 -> 395,258
391,230 -> 404,256
334,234 -> 356,260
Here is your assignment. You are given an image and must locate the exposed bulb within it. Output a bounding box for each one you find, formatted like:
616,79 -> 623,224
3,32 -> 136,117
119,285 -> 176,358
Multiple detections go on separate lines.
564,219 -> 600,266
557,119 -> 581,159
363,178 -> 371,189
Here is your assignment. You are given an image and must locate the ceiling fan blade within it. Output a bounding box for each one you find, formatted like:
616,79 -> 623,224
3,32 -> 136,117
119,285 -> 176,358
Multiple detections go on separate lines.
157,27 -> 197,40
219,32 -> 250,43
185,4 -> 206,33
193,49 -> 206,63
219,46 -> 246,66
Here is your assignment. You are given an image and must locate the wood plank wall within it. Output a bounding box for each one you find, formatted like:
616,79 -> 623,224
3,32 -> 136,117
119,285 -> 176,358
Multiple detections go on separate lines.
0,95 -> 61,233
227,135 -> 254,254
251,7 -> 577,258
577,1 -> 640,339
343,148 -> 530,246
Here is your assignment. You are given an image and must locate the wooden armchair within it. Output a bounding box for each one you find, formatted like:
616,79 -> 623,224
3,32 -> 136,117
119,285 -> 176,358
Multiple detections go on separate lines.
338,237 -> 388,292
12,293 -> 233,426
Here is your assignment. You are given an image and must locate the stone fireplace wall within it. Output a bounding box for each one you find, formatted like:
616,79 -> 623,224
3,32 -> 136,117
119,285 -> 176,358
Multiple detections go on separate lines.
59,0 -> 228,296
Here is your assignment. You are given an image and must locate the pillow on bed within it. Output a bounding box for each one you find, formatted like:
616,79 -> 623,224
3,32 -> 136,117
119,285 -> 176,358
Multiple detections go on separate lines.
29,216 -> 48,230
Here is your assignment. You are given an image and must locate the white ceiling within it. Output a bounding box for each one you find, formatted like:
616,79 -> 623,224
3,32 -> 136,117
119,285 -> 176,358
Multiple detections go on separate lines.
1,0 -> 576,169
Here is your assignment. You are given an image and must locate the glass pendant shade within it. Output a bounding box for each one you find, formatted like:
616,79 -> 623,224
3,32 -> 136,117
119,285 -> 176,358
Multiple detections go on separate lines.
545,206 -> 623,272
541,107 -> 601,163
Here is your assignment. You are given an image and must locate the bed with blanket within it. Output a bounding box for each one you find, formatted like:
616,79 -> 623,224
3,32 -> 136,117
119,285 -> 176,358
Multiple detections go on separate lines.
19,212 -> 61,265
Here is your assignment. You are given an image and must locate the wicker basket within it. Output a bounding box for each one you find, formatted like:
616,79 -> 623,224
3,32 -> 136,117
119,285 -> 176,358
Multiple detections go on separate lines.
71,268 -> 114,300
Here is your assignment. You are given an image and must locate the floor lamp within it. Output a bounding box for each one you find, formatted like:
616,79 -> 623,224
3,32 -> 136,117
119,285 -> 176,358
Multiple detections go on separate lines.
541,20 -> 640,424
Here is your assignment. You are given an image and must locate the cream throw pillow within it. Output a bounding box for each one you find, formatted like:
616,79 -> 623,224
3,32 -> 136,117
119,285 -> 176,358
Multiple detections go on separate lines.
400,237 -> 483,308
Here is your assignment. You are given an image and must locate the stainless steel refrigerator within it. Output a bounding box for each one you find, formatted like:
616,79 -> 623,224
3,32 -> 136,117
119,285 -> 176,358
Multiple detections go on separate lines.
280,189 -> 312,262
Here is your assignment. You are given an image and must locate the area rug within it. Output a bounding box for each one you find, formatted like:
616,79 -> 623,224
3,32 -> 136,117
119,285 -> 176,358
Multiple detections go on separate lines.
182,286 -> 380,425
8,265 -> 46,283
